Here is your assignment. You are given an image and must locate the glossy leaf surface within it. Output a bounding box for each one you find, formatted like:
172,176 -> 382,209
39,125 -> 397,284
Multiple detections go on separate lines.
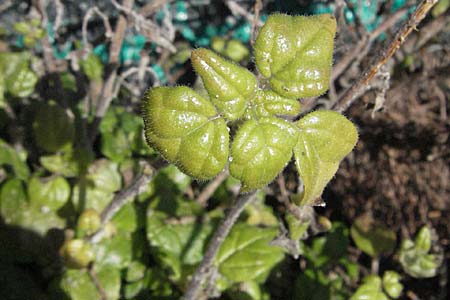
229,117 -> 298,191
399,226 -> 443,278
215,223 -> 284,283
28,176 -> 70,211
142,86 -> 229,179
350,276 -> 389,300
293,111 -> 357,205
293,137 -> 339,206
246,90 -> 301,118
254,14 -> 336,98
382,271 -> 403,299
296,111 -> 358,162
191,48 -> 257,120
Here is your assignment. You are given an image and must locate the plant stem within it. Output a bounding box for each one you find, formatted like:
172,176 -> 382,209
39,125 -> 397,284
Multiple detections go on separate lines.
333,0 -> 439,112
87,161 -> 165,243
88,0 -> 134,143
183,190 -> 257,300
196,169 -> 229,207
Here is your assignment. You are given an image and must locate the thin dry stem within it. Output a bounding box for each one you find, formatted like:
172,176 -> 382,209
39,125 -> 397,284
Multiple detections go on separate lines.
183,190 -> 257,300
196,169 -> 229,207
333,0 -> 439,112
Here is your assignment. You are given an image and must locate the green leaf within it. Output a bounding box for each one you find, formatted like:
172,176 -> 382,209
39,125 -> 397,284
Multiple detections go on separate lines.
254,14 -> 336,98
293,111 -> 357,205
398,226 -> 443,278
100,107 -> 147,162
0,51 -> 37,98
246,90 -> 301,118
350,276 -> 389,300
18,204 -> 66,235
111,202 -> 137,232
382,271 -> 403,299
285,213 -> 310,241
96,264 -> 121,300
303,222 -> 349,268
229,117 -> 298,191
86,159 -> 122,193
142,86 -> 229,179
414,226 -> 431,253
5,64 -> 38,97
191,48 -> 257,120
227,280 -> 263,300
0,178 -> 28,224
0,138 -> 30,179
32,102 -> 75,153
215,223 -> 284,283
294,269 -> 345,300
58,269 -> 99,300
125,261 -> 147,282
146,210 -> 214,280
60,239 -> 95,269
245,190 -> 277,226
28,176 -> 70,211
296,110 -> 358,162
101,129 -> 132,162
350,214 -> 396,257
93,232 -> 133,269
293,137 -> 339,206
40,151 -> 80,177
80,53 -> 103,82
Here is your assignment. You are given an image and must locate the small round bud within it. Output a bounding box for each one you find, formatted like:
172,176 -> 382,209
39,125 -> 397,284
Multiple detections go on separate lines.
77,209 -> 101,236
60,239 -> 94,269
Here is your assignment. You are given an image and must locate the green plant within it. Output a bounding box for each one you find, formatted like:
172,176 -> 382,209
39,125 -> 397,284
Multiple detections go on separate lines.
398,226 -> 443,278
349,271 -> 403,300
142,14 -> 358,200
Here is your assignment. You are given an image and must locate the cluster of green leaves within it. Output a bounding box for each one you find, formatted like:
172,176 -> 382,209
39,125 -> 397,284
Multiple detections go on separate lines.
398,226 -> 443,278
0,51 -> 38,106
142,14 -> 358,204
350,271 -> 403,300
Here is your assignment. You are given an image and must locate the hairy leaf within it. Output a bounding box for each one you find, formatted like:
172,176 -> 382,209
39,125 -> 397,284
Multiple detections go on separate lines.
296,110 -> 358,162
293,111 -> 357,205
229,117 -> 298,191
142,86 -> 229,179
215,223 -> 284,283
254,14 -> 336,98
191,48 -> 257,120
245,90 -> 301,118
293,135 -> 339,206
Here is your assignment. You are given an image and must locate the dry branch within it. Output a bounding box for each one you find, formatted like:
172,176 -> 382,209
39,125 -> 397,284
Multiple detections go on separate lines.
183,190 -> 257,300
333,0 -> 439,112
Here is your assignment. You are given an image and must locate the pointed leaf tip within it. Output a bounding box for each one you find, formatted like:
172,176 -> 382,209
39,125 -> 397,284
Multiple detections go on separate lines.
191,48 -> 258,120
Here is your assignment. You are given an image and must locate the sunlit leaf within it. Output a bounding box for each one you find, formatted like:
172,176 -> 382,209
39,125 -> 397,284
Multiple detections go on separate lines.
191,48 -> 257,120
142,86 -> 229,179
215,223 -> 284,283
230,117 -> 298,191
254,14 -> 336,98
